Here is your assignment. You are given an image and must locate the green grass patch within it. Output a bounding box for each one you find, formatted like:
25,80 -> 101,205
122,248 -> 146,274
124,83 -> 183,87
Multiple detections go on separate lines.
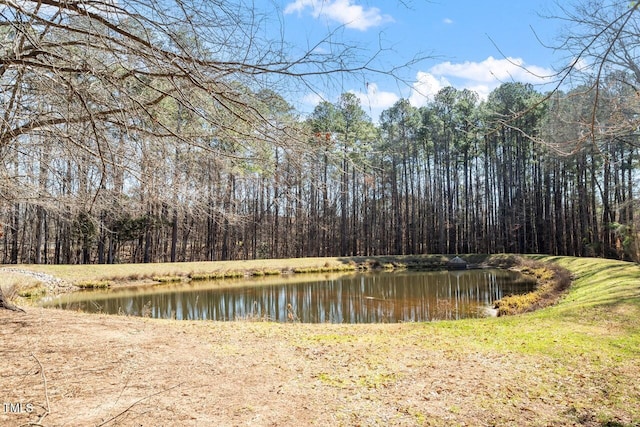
189,272 -> 223,281
356,372 -> 400,389
284,255 -> 639,424
301,333 -> 357,344
262,269 -> 282,276
314,372 -> 350,388
17,286 -> 47,298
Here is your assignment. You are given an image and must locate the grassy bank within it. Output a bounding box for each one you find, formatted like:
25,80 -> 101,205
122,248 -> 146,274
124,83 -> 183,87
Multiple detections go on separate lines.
279,255 -> 640,425
2,257 -> 354,284
422,255 -> 640,425
0,254 -> 502,286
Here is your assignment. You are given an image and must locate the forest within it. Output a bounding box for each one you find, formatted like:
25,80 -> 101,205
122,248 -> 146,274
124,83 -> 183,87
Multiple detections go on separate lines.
1,0 -> 639,264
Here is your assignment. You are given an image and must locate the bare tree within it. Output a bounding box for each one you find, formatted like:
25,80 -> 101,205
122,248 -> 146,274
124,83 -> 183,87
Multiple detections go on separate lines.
0,0 -> 425,269
0,0 -> 407,204
544,1 -> 640,147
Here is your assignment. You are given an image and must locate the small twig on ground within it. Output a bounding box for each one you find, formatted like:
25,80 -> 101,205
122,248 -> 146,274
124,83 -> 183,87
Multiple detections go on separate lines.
96,383 -> 183,427
31,353 -> 51,425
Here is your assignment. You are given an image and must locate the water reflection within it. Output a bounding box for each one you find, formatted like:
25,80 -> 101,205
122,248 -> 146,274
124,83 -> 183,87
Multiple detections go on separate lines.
48,270 -> 535,323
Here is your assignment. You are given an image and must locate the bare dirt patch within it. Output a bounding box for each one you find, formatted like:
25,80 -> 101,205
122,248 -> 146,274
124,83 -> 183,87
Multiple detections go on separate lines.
2,306 -> 630,426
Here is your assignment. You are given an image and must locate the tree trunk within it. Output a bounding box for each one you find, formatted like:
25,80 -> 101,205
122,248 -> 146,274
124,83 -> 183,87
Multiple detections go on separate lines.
0,287 -> 25,313
170,209 -> 178,262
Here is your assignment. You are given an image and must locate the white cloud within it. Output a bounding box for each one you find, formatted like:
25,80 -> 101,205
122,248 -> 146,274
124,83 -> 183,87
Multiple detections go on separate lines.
298,57 -> 555,122
412,56 -> 555,102
301,92 -> 325,108
284,0 -> 393,31
443,18 -> 454,25
409,71 -> 451,107
351,82 -> 399,111
464,84 -> 492,101
569,56 -> 591,73
430,56 -> 553,85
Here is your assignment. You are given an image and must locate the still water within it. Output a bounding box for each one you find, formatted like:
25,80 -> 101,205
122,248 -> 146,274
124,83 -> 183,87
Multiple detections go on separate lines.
47,269 -> 535,323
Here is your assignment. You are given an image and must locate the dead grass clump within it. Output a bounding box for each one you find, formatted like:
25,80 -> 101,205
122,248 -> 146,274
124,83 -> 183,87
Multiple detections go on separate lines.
1,283 -> 19,301
223,271 -> 245,279
293,263 -> 357,274
286,303 -> 299,322
18,284 -> 48,298
494,258 -> 573,316
152,275 -> 183,283
1,274 -> 47,306
126,273 -> 142,281
382,263 -> 396,270
485,254 -> 523,269
190,270 -> 253,281
190,272 -> 224,281
76,280 -> 112,289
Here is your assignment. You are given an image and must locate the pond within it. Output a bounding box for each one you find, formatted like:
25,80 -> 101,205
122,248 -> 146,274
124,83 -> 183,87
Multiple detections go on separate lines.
45,269 -> 536,323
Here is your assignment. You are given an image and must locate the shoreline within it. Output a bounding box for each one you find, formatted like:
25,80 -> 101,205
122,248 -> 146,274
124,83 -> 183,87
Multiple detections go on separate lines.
0,267 -> 78,295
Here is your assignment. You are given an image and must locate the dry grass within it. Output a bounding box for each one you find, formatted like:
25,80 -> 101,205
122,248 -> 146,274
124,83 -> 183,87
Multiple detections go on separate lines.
2,255 -> 639,426
1,257 -> 359,284
493,257 -> 572,316
0,272 -> 45,299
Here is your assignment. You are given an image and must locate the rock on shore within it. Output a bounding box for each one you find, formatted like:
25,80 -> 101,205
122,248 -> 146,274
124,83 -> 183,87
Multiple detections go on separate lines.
0,267 -> 78,295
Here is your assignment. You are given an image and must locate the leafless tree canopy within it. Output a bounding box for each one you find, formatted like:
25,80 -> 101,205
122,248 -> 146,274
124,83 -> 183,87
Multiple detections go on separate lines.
546,0 -> 640,149
0,0 -> 392,203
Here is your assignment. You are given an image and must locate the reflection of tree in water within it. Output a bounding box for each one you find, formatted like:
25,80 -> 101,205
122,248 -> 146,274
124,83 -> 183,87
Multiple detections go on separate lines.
435,299 -> 453,320
49,270 -> 535,323
287,303 -> 300,322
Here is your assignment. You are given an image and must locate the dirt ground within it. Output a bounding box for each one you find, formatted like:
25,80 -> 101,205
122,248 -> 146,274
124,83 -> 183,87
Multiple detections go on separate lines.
2,303 -> 627,427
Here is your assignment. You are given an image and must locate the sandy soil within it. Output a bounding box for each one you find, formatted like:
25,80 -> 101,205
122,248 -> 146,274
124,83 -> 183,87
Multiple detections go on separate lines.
1,304 -> 621,427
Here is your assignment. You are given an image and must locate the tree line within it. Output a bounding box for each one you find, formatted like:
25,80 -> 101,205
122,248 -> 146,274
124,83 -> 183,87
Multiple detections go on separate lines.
2,80 -> 638,264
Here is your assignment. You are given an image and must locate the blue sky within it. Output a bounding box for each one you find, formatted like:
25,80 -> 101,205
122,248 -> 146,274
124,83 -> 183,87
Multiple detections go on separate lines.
265,0 -> 568,121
